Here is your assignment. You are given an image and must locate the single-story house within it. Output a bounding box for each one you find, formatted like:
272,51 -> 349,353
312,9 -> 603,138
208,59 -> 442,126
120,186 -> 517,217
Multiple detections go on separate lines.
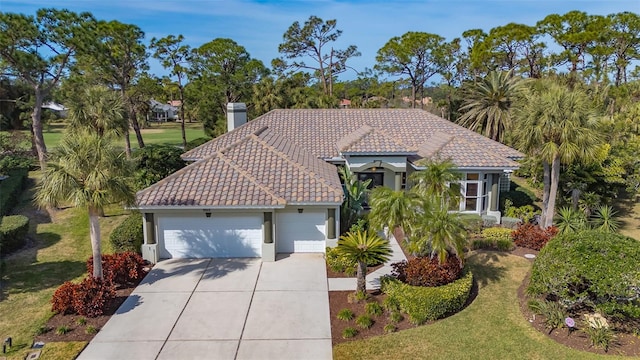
149,99 -> 178,122
135,103 -> 523,263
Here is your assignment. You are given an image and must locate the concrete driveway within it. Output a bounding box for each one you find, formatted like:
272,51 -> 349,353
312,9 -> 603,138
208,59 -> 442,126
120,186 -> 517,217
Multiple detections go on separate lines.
78,254 -> 332,360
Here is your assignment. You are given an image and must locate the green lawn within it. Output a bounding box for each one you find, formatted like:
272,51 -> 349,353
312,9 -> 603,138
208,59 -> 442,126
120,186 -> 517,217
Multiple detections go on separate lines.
39,121 -> 206,149
0,172 -> 128,360
333,251 -> 633,360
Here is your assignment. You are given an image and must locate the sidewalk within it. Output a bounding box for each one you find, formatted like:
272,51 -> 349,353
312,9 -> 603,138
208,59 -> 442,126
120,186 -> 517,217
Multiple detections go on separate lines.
328,233 -> 407,291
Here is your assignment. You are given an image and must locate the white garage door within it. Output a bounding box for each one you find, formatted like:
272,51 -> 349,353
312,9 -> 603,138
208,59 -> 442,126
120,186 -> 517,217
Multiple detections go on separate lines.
276,210 -> 326,253
158,215 -> 262,258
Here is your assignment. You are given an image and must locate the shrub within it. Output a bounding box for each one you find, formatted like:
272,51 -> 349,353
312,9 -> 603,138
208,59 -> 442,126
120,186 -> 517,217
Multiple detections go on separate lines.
459,214 -> 483,234
583,321 -> 615,352
528,299 -> 567,332
355,315 -> 374,329
342,327 -> 358,338
337,309 -> 355,321
471,237 -> 514,251
381,271 -> 473,325
325,246 -> 356,276
87,252 -> 147,286
0,215 -> 29,254
500,186 -> 537,209
72,277 -> 115,317
384,324 -> 397,333
0,168 -> 28,216
501,217 -> 522,229
109,213 -> 144,254
133,144 -> 186,190
365,302 -> 383,317
512,223 -> 558,251
51,281 -> 80,315
504,200 -> 539,223
55,325 -> 70,335
528,230 -> 640,319
185,137 -> 211,151
382,296 -> 400,312
85,325 -> 98,335
76,317 -> 87,325
389,311 -> 403,324
390,256 -> 463,287
482,227 -> 512,242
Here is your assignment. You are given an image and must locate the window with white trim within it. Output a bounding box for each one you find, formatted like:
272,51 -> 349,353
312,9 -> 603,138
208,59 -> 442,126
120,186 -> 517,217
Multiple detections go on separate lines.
456,172 -> 489,213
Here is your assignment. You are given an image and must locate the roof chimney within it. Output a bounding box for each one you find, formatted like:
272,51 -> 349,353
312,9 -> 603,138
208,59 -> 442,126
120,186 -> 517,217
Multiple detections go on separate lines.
227,103 -> 247,132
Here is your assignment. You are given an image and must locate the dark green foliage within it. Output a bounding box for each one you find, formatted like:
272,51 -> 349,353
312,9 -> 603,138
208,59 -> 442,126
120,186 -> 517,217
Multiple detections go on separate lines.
383,323 -> 397,333
471,237 -> 514,251
381,271 -> 473,325
527,299 -> 567,332
390,256 -> 463,287
389,311 -> 404,324
459,214 -> 483,234
583,322 -> 615,352
512,223 -> 558,250
499,186 -> 538,209
0,168 -> 28,216
365,302 -> 384,317
0,215 -> 29,254
355,315 -> 374,329
337,308 -> 355,321
109,213 -> 144,254
342,327 -> 358,338
184,137 -> 211,151
133,144 -> 186,190
528,230 -> 640,319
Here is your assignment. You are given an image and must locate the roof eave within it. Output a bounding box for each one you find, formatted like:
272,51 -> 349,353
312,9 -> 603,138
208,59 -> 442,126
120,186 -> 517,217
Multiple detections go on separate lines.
131,204 -> 287,211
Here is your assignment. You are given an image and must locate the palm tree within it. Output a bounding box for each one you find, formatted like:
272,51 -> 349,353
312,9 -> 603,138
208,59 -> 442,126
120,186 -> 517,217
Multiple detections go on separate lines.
409,206 -> 467,267
336,230 -> 392,294
339,166 -> 371,234
515,80 -> 601,229
368,186 -> 417,240
68,85 -> 127,138
457,70 -> 525,143
35,132 -> 135,279
409,158 -> 461,207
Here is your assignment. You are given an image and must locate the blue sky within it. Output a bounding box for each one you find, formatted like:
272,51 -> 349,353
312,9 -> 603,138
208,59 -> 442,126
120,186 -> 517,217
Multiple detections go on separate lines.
2,0 -> 638,81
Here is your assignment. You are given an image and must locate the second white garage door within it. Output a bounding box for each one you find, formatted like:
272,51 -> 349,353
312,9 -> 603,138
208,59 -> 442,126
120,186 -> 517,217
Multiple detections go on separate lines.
276,210 -> 326,253
158,215 -> 263,258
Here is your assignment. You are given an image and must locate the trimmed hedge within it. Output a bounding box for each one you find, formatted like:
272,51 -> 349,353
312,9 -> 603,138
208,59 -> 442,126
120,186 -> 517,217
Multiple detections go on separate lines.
472,227 -> 514,251
0,215 -> 29,255
0,168 -> 28,216
381,271 -> 473,325
528,230 -> 640,319
109,213 -> 143,254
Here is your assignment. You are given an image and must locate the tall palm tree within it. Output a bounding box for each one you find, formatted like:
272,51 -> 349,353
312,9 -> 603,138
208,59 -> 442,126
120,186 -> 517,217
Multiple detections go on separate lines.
35,132 -> 135,279
515,80 -> 601,228
67,85 -> 127,138
409,158 -> 461,207
368,186 -> 418,240
336,230 -> 392,294
457,70 -> 525,143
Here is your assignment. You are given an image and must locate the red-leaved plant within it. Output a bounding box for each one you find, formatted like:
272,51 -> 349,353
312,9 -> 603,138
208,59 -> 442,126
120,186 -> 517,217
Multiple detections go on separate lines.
391,255 -> 463,287
87,252 -> 147,286
511,223 -> 558,251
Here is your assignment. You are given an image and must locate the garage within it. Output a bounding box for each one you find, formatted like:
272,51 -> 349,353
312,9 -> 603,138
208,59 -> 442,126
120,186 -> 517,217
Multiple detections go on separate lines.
158,214 -> 263,258
276,209 -> 326,253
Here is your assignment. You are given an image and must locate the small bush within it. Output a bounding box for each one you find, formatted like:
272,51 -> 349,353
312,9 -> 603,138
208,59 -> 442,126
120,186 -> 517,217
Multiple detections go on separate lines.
583,322 -> 615,352
325,246 -> 356,276
337,309 -> 355,321
76,317 -> 87,325
72,277 -> 116,318
56,325 -> 70,335
185,137 -> 211,151
87,252 -> 147,286
355,315 -> 374,329
0,168 -> 28,216
348,290 -> 369,303
471,237 -> 514,251
500,186 -> 537,209
0,215 -> 29,254
459,214 -> 483,234
382,296 -> 400,312
381,271 -> 473,325
528,230 -> 640,319
512,223 -> 557,251
482,227 -> 512,242
384,324 -> 397,333
495,238 -> 515,251
342,327 -> 358,338
501,217 -> 522,229
365,302 -> 383,317
390,256 -> 463,287
109,213 -> 144,254
35,325 -> 50,335
85,325 -> 98,335
528,299 -> 567,332
389,311 -> 403,324
51,281 -> 80,315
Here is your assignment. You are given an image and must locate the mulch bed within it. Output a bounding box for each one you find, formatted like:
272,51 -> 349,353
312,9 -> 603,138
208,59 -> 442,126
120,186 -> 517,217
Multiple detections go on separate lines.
34,277 -> 146,343
517,265 -> 640,357
329,290 -> 415,345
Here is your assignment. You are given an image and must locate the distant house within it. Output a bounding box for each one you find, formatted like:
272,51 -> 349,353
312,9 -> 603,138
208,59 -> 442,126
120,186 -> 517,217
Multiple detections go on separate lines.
149,99 -> 178,122
339,99 -> 351,108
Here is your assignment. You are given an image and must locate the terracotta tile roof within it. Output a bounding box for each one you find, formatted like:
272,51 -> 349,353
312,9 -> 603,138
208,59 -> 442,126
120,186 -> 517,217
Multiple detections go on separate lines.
183,109 -> 523,166
337,125 -> 412,154
137,127 -> 344,208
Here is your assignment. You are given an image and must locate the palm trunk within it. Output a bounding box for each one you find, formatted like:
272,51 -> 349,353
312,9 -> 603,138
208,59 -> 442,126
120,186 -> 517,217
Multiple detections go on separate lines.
356,260 -> 367,294
31,88 -> 48,170
89,206 -> 103,279
540,161 -> 550,229
545,156 -> 561,229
